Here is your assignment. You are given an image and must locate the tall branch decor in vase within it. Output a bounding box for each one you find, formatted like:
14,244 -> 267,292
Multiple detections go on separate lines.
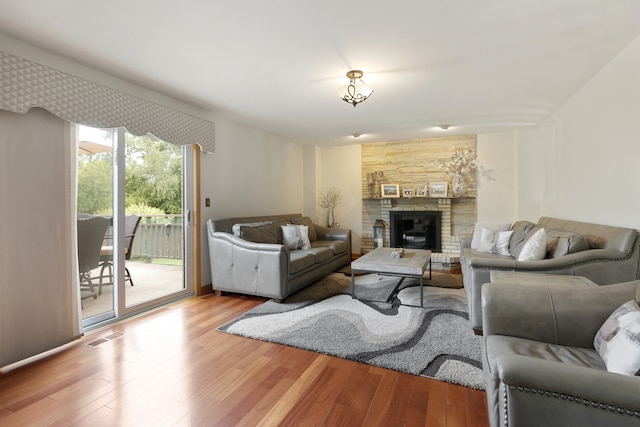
318,187 -> 343,228
438,147 -> 477,197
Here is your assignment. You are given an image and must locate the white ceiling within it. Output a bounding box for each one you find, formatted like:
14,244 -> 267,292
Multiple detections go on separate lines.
1,0 -> 639,146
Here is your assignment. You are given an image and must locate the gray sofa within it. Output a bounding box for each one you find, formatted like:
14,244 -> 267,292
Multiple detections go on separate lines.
461,216 -> 640,333
482,280 -> 640,427
207,213 -> 351,300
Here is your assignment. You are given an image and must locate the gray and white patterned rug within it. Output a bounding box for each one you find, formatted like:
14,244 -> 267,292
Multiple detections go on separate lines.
218,272 -> 484,390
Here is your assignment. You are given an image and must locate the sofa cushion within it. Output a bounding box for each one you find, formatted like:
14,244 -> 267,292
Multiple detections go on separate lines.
311,240 -> 349,255
594,300 -> 640,376
517,227 -> 547,261
471,222 -> 511,249
289,251 -> 316,274
545,229 -> 590,258
509,220 -> 536,258
304,247 -> 334,264
291,216 -> 317,241
281,225 -> 311,250
239,222 -> 284,244
477,228 -> 513,255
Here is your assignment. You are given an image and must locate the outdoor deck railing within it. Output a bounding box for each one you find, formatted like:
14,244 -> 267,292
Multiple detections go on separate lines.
131,214 -> 183,261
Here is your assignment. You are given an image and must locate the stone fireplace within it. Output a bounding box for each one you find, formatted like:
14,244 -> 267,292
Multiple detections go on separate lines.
361,135 -> 478,271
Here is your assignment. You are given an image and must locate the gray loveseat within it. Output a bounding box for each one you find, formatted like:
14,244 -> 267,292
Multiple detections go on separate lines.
461,216 -> 640,333
482,280 -> 640,427
207,213 -> 351,300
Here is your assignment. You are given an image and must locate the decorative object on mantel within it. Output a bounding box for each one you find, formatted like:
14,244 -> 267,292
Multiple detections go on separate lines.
367,170 -> 384,198
381,183 -> 400,198
318,187 -> 343,228
429,182 -> 448,198
338,70 -> 373,107
438,146 -> 478,197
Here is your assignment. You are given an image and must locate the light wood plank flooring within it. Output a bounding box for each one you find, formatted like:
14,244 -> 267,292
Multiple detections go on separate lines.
0,291 -> 490,426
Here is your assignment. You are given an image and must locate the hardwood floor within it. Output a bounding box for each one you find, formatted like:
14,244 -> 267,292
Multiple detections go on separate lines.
0,291 -> 490,426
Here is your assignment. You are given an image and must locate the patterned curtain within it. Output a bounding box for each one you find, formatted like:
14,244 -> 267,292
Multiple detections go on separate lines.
0,51 -> 215,152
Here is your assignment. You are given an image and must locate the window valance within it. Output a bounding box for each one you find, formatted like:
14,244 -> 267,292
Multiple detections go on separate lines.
0,51 -> 215,152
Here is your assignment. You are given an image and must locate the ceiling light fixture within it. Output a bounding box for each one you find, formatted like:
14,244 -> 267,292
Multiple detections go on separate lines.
439,124 -> 451,130
338,70 -> 373,107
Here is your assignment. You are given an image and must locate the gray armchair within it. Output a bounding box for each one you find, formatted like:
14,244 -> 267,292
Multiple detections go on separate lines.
481,280 -> 640,427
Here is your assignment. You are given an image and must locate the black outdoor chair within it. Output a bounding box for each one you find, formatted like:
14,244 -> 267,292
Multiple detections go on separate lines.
77,215 -> 110,300
99,214 -> 141,294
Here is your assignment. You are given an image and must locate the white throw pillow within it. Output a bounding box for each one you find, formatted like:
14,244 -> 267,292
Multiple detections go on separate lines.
281,225 -> 311,250
471,222 -> 511,249
594,300 -> 640,376
477,228 -> 513,255
517,228 -> 547,261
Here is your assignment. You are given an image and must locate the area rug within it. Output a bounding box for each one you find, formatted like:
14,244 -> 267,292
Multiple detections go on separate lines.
218,273 -> 485,389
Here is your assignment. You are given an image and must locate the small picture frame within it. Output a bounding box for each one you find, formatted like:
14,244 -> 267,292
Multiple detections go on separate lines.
416,185 -> 428,197
429,182 -> 449,198
402,188 -> 414,198
381,183 -> 400,198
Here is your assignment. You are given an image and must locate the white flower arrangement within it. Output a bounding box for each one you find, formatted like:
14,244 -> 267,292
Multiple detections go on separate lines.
438,147 -> 477,178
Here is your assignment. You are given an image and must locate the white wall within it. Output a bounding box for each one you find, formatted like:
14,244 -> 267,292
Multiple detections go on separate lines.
517,35 -> 640,229
514,127 -> 544,222
316,144 -> 362,253
476,132 -> 518,224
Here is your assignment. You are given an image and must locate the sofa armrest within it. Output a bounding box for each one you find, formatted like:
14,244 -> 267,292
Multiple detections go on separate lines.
495,355 -> 640,426
460,233 -> 473,249
208,231 -> 290,299
482,281 -> 640,347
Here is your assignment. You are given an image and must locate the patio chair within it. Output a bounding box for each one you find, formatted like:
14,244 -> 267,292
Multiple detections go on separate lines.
77,215 -> 110,299
99,214 -> 141,294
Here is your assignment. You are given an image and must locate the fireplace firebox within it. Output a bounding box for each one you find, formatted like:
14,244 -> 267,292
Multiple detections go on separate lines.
389,211 -> 441,252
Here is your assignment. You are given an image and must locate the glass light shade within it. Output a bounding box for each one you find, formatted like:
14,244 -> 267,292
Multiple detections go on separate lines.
338,83 -> 373,106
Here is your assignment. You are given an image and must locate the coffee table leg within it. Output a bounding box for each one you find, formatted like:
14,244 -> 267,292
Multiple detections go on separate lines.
420,274 -> 424,307
351,269 -> 356,299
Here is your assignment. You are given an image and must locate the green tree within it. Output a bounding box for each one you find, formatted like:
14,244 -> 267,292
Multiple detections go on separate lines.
77,154 -> 113,214
77,134 -> 182,215
125,135 -> 182,214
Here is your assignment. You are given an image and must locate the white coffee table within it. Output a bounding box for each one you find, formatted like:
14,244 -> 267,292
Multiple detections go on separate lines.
350,248 -> 432,307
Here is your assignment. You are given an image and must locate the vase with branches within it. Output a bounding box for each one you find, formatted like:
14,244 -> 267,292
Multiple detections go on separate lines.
318,187 -> 343,227
438,146 -> 477,197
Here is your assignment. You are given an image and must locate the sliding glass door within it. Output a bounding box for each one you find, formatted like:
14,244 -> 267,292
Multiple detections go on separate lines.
78,125 -> 192,328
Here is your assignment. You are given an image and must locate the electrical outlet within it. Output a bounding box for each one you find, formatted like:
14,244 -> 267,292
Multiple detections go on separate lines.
205,197 -> 211,207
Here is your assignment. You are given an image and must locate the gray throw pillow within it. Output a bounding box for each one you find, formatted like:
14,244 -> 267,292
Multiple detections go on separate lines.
291,217 -> 317,241
545,229 -> 590,258
231,221 -> 272,237
509,221 -> 536,259
239,223 -> 284,244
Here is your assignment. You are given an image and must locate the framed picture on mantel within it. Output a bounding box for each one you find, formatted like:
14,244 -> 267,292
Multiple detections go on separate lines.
429,182 -> 448,198
381,184 -> 400,198
416,185 -> 428,197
